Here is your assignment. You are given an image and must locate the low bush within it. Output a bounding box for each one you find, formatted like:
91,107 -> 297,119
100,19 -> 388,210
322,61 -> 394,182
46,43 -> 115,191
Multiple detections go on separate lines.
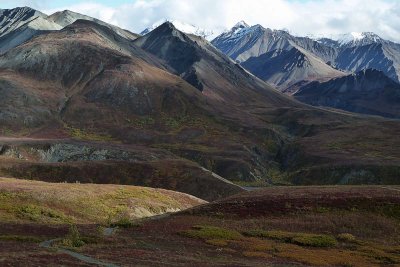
110,217 -> 138,228
244,230 -> 295,241
292,234 -> 337,247
244,229 -> 337,247
337,233 -> 356,243
181,225 -> 242,240
61,225 -> 85,248
16,204 -> 67,222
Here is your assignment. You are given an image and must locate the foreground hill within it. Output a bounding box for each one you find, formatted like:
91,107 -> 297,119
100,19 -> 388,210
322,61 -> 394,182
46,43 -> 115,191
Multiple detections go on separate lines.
3,185 -> 400,266
295,69 -> 400,118
0,177 -> 205,224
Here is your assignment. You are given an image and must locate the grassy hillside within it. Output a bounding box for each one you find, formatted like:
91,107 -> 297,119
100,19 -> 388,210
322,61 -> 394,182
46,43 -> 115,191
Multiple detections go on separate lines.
2,185 -> 400,266
0,177 -> 205,225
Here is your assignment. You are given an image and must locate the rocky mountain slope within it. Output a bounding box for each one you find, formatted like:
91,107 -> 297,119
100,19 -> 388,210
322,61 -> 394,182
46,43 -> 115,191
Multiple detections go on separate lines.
335,42 -> 400,83
0,19 -> 246,199
0,7 -> 61,53
242,45 -> 345,92
211,23 -> 344,91
294,69 -> 400,118
315,32 -> 400,83
134,22 -> 293,105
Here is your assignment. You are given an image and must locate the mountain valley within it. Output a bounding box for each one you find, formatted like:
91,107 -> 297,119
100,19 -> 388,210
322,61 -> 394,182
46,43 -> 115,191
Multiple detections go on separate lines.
1,5 -> 400,266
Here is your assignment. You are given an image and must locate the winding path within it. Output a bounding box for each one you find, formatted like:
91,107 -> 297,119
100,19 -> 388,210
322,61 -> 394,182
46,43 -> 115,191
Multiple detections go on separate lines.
39,235 -> 120,267
380,186 -> 400,192
39,216 -> 172,266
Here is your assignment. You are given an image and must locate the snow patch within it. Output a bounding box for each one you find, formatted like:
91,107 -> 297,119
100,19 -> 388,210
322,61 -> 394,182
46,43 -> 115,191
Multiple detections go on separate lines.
311,32 -> 384,47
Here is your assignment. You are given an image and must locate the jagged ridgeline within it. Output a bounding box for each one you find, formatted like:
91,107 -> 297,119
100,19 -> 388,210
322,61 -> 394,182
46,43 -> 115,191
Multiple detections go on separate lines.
212,23 -> 400,91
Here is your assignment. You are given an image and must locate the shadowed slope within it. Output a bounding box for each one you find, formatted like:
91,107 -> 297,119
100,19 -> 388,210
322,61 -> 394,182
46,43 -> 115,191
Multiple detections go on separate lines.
295,69 -> 400,118
135,22 -> 294,106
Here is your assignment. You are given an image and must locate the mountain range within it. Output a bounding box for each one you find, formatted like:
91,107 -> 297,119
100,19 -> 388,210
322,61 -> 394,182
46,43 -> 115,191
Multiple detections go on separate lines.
0,6 -> 400,195
211,22 -> 400,91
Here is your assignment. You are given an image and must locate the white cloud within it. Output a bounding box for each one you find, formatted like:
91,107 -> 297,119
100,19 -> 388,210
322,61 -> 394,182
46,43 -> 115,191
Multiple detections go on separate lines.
39,0 -> 400,42
0,0 -> 50,9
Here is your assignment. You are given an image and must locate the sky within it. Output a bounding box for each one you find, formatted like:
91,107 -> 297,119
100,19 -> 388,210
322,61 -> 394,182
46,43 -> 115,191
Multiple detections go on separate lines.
1,0 -> 399,42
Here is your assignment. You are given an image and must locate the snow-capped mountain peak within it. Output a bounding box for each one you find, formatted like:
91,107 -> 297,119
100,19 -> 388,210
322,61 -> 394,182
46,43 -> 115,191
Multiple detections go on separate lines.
233,21 -> 249,29
140,19 -> 219,40
314,32 -> 385,48
336,32 -> 383,45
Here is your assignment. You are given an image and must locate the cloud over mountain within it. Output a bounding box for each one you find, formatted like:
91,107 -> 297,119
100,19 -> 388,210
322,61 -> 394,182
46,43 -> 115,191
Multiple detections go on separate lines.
26,0 -> 400,43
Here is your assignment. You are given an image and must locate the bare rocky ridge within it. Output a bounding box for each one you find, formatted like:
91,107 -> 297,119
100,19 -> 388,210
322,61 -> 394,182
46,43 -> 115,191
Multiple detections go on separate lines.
335,42 -> 400,83
0,7 -> 138,54
47,10 -> 139,41
0,7 -> 61,53
242,46 -> 345,92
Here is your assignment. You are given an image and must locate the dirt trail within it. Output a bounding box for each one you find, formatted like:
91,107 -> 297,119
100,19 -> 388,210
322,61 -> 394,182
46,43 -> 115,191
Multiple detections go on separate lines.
380,186 -> 400,192
39,214 -> 174,266
40,238 -> 120,267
